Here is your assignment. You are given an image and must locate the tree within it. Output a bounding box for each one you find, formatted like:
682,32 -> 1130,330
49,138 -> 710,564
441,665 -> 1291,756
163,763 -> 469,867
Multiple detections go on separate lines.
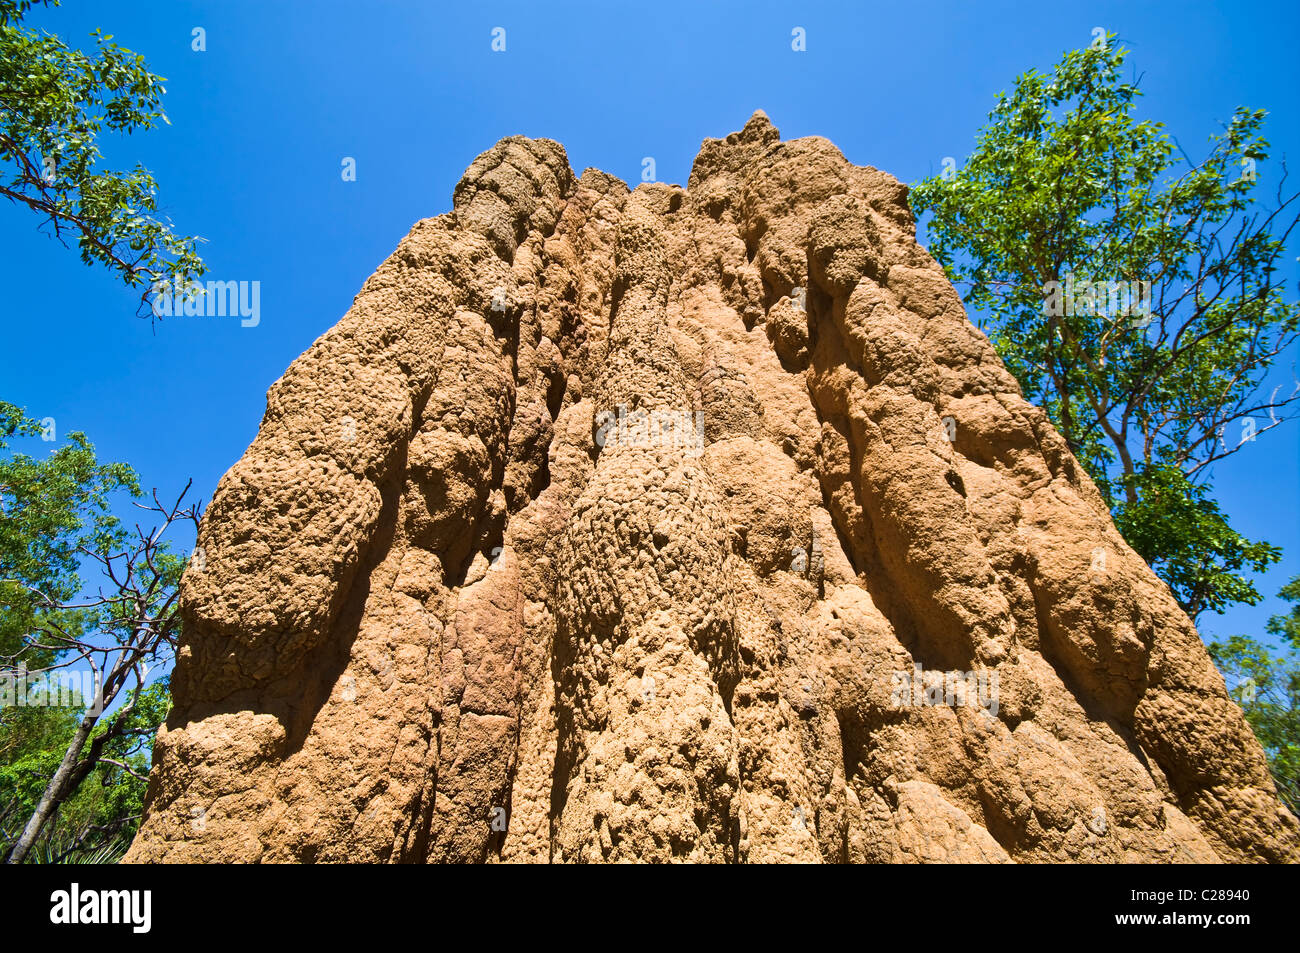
1,2 -> 206,860
0,402 -> 138,665
911,35 -> 1299,622
1,679 -> 170,862
0,402 -> 199,863
1208,576 -> 1300,812
0,0 -> 204,316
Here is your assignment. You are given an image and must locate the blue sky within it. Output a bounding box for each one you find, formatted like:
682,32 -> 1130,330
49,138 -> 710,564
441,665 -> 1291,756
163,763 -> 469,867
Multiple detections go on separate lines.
2,0 -> 1298,650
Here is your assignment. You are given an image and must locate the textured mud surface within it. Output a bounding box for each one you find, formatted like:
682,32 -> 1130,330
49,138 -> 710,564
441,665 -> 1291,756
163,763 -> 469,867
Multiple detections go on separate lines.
126,113 -> 1299,863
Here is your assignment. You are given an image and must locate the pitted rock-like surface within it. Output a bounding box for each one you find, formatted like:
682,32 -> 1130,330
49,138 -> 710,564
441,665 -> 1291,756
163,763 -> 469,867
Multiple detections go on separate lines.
127,114 -> 1299,863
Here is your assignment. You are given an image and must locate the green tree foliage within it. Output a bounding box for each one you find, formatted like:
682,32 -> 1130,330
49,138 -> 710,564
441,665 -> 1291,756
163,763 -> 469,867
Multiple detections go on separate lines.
1,403 -> 196,862
1,2 -> 205,860
1208,576 -> 1300,813
0,401 -> 138,666
0,0 -> 204,314
911,35 -> 1299,622
0,681 -> 169,862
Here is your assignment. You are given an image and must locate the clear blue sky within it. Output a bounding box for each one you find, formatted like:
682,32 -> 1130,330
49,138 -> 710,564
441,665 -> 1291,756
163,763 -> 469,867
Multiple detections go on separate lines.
2,0 -> 1297,649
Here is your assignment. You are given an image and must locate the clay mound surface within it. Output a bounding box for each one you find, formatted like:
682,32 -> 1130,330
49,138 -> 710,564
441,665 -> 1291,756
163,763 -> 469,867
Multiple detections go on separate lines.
126,113 -> 1299,863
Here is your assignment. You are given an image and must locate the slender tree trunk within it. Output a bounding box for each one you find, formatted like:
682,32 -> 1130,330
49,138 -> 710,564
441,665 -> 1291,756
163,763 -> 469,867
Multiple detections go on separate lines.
1093,411 -> 1139,506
